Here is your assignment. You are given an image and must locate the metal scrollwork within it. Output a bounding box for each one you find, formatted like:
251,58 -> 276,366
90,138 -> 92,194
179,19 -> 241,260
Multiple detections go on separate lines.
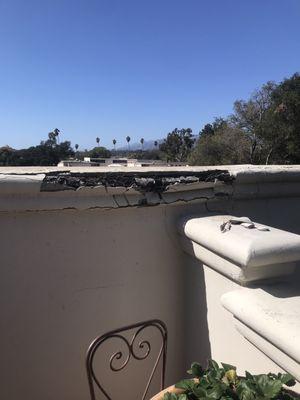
131,325 -> 152,360
109,335 -> 131,372
86,319 -> 167,400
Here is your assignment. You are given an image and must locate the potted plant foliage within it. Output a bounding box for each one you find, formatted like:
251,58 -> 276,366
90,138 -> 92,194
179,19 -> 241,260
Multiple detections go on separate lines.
151,360 -> 299,400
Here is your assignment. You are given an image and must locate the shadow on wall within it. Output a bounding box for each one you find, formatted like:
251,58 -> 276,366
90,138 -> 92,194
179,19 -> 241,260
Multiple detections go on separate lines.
261,279 -> 300,299
183,254 -> 211,368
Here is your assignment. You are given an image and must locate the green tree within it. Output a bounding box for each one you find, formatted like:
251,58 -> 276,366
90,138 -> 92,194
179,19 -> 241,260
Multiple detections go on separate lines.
0,132 -> 74,166
0,146 -> 16,166
200,123 -> 214,136
231,74 -> 300,164
231,82 -> 276,163
89,146 -> 111,158
47,131 -> 57,147
125,149 -> 162,160
160,128 -> 195,162
268,73 -> 300,163
189,123 -> 250,166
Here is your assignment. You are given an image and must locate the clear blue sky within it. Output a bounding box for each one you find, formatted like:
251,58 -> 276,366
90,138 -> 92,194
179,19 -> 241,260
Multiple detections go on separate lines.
0,0 -> 299,150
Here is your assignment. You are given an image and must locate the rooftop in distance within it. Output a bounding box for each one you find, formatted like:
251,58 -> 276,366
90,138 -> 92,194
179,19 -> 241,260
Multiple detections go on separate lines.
57,157 -> 189,168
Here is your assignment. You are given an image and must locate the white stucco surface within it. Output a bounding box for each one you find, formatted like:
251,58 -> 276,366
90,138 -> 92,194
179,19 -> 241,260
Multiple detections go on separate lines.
180,215 -> 300,283
201,265 -> 287,375
1,165 -> 300,399
221,286 -> 300,380
182,215 -> 300,268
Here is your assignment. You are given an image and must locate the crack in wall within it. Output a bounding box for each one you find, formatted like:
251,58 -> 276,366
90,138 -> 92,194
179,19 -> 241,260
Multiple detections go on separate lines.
0,194 -> 226,214
73,283 -> 125,293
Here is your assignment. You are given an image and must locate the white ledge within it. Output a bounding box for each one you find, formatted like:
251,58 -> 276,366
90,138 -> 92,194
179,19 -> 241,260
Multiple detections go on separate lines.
0,164 -> 300,174
221,286 -> 300,380
180,214 -> 300,283
1,165 -> 300,211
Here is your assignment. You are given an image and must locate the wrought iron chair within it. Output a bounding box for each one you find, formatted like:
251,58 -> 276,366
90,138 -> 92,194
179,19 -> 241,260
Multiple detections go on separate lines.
86,319 -> 168,400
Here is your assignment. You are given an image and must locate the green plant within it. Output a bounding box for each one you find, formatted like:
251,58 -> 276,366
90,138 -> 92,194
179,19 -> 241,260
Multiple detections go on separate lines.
163,360 -> 298,400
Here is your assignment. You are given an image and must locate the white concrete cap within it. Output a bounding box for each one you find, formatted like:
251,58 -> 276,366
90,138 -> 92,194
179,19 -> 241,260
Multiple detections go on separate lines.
221,286 -> 300,380
180,215 -> 300,283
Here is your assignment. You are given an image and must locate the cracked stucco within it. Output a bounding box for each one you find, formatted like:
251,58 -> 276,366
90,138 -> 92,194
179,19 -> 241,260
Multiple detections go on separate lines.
0,169 -> 234,211
1,165 -> 300,212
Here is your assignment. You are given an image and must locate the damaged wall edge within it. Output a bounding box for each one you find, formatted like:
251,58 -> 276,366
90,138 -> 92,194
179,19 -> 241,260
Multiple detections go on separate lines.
0,169 -> 233,212
40,169 -> 233,193
2,166 -> 300,212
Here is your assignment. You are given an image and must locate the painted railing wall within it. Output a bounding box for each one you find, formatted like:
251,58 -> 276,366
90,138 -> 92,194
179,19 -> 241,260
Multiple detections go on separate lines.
1,165 -> 300,399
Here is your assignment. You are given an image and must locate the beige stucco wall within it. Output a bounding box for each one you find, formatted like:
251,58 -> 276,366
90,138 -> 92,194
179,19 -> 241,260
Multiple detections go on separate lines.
1,166 -> 300,399
0,201 -> 207,399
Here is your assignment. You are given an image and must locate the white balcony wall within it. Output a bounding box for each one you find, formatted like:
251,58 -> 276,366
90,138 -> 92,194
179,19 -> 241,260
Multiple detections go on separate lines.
1,166 -> 300,399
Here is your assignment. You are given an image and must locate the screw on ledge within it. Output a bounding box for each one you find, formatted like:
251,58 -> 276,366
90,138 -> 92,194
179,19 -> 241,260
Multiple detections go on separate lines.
220,217 -> 270,233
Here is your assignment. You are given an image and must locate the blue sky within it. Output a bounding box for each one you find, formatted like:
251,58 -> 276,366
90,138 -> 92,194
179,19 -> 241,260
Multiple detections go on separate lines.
0,0 -> 299,150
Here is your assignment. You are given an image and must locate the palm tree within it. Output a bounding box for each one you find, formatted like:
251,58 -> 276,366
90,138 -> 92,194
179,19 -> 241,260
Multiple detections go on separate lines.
112,139 -> 117,151
74,144 -> 79,159
53,128 -> 60,144
140,138 -> 144,150
96,137 -> 100,147
126,136 -> 131,150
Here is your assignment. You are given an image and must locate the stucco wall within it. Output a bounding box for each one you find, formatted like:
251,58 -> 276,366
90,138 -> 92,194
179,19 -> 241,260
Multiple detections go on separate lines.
1,166 -> 300,399
1,200 -> 209,399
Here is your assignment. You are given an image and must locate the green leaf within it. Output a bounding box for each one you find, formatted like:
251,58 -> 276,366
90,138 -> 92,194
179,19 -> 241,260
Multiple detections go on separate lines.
189,362 -> 205,378
193,397 -> 217,400
281,389 -> 299,400
245,371 -> 254,381
208,370 -> 218,383
207,383 -> 226,399
209,360 -> 220,372
193,386 -> 208,398
207,364 -> 223,381
279,373 -> 296,387
200,377 -> 211,389
255,374 -> 282,398
173,395 -> 182,400
175,379 -> 195,391
236,380 -> 256,400
267,373 -> 278,380
221,363 -> 237,372
178,395 -> 188,400
238,389 -> 255,400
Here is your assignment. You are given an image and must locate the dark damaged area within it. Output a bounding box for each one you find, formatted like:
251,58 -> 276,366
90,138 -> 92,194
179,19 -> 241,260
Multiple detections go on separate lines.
41,170 -> 233,193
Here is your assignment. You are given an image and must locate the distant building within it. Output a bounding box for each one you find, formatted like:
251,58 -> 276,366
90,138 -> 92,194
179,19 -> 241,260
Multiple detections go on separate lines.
58,157 -> 188,167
